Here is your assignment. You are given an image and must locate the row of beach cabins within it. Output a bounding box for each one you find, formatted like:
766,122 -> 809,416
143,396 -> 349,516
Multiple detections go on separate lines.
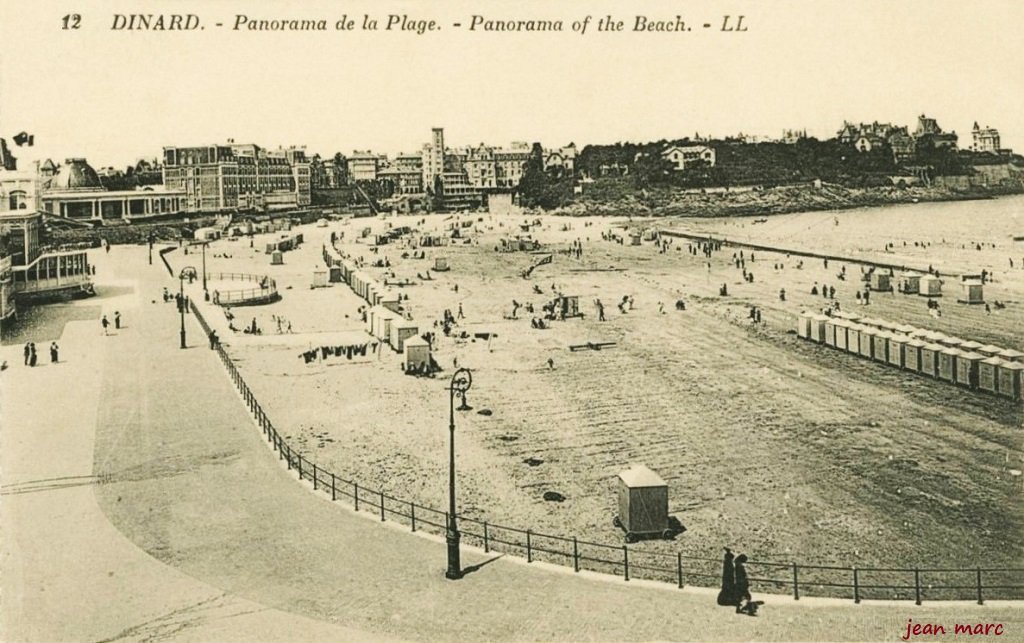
798,311 -> 1023,400
322,242 -> 431,370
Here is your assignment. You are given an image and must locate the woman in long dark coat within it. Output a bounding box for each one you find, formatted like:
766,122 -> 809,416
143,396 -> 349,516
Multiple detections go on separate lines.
734,554 -> 752,613
717,548 -> 736,606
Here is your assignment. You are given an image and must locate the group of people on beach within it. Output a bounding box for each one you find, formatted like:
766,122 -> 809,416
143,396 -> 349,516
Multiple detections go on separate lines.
719,548 -> 758,616
21,342 -> 59,367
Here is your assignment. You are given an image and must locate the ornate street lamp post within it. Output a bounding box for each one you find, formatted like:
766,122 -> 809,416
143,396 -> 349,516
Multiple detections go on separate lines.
446,367 -> 473,580
178,266 -> 196,349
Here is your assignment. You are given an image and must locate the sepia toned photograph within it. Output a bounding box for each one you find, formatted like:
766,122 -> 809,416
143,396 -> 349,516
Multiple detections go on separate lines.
1,1 -> 1022,640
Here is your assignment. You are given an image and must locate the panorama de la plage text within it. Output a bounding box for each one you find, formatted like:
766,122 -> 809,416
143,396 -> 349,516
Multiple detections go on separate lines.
108,13 -> 750,34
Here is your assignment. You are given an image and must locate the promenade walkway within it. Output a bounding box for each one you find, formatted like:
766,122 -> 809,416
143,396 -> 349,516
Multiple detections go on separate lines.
2,245 -> 1020,641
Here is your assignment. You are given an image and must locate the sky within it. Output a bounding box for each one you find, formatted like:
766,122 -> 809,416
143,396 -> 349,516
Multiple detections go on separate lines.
1,0 -> 1022,169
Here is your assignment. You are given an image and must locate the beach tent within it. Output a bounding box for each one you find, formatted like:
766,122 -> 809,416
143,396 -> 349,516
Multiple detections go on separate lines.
887,334 -> 907,368
919,275 -> 943,297
956,352 -> 983,388
810,314 -> 829,343
797,311 -> 813,340
958,281 -> 984,304
904,339 -> 925,372
404,336 -> 431,372
919,343 -> 942,377
996,361 -> 1023,400
901,272 -> 922,295
615,465 -> 669,542
979,357 -> 1002,394
937,347 -> 961,383
869,272 -> 891,292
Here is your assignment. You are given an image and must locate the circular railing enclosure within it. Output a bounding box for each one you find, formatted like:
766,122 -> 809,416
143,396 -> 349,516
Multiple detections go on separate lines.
208,272 -> 279,306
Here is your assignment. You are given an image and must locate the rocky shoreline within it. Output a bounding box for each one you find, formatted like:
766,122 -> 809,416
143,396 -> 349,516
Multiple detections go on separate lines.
549,183 -> 1024,218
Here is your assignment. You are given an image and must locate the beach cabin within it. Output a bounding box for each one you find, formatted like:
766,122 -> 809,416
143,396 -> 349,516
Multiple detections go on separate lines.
869,272 -> 892,292
979,357 -> 1002,394
615,465 -> 670,542
797,311 -> 813,339
833,319 -> 850,351
997,349 -> 1024,363
859,327 -> 877,359
372,307 -> 395,342
194,227 -> 221,242
872,331 -> 891,363
938,336 -> 965,350
824,318 -> 839,347
629,232 -> 642,246
958,281 -> 984,305
810,314 -> 829,343
904,339 -> 924,372
833,311 -> 862,323
271,251 -> 283,265
937,347 -> 961,383
901,272 -> 922,295
894,324 -> 917,337
390,321 -> 419,352
434,257 -> 450,272
919,343 -> 942,377
996,361 -> 1023,400
404,336 -> 431,373
977,345 -> 1003,358
887,334 -> 907,368
311,270 -> 328,289
919,275 -> 942,297
960,340 -> 984,354
846,324 -> 864,355
956,352 -> 983,388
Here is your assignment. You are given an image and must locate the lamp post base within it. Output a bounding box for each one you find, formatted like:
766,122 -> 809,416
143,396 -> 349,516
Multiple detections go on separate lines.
179,329 -> 186,349
445,531 -> 462,579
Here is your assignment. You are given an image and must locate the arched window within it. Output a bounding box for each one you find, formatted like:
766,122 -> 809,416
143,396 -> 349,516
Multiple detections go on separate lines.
8,190 -> 27,210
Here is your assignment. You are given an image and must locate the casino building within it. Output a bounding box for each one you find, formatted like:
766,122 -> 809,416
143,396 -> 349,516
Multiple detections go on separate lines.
40,158 -> 187,222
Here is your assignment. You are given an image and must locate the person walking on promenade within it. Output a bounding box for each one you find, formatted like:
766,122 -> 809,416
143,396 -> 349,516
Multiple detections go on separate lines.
28,343 -> 37,367
114,311 -> 121,329
735,554 -> 753,614
209,330 -> 219,350
50,342 -> 59,363
101,315 -> 110,335
717,548 -> 737,606
23,343 -> 30,365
